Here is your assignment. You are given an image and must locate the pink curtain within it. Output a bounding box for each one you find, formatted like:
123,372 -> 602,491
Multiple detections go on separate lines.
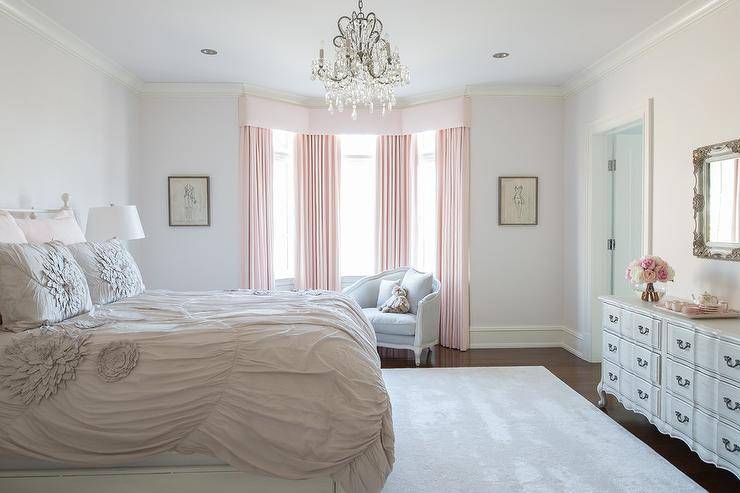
733,159 -> 740,243
295,134 -> 341,291
376,134 -> 413,271
240,126 -> 274,290
437,127 -> 470,351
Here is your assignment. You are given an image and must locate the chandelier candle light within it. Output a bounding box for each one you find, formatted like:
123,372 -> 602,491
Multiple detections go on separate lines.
311,0 -> 410,120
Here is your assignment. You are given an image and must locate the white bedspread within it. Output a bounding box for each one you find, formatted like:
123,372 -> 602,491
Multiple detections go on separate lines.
0,290 -> 394,493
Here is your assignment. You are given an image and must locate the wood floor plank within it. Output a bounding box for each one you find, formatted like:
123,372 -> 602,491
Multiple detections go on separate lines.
379,346 -> 740,492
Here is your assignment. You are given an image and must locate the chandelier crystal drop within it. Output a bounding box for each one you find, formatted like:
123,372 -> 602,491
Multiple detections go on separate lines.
311,0 -> 410,120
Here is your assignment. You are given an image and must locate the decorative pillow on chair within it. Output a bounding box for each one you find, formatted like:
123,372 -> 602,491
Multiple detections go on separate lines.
0,241 -> 92,332
15,210 -> 85,245
67,239 -> 145,305
0,211 -> 27,243
376,279 -> 400,308
379,285 -> 410,314
400,268 -> 433,314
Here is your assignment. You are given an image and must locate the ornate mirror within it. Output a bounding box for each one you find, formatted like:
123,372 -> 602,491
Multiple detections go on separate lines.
693,138 -> 740,261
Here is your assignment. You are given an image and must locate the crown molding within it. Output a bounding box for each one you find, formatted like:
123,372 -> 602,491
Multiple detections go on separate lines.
466,84 -> 563,99
561,0 -> 733,96
0,0 -> 143,91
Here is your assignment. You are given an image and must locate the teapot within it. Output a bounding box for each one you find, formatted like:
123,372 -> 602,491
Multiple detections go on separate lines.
692,291 -> 719,306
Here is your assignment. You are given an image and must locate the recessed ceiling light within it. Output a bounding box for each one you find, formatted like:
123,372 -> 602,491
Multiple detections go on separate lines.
492,52 -> 510,59
200,48 -> 218,55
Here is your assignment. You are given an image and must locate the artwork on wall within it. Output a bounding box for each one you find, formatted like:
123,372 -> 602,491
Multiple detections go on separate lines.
168,176 -> 210,226
498,176 -> 538,225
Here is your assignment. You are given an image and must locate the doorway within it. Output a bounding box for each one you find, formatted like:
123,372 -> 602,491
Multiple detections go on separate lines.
585,99 -> 653,362
607,123 -> 644,298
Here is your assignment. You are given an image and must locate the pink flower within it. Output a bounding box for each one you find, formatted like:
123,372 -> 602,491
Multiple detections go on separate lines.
656,267 -> 668,282
640,257 -> 656,271
643,270 -> 657,283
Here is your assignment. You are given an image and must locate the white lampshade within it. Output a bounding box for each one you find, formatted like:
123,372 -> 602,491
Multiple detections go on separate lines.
86,205 -> 145,241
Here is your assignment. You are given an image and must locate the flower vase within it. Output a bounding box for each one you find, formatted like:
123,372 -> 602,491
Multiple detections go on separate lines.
640,282 -> 663,302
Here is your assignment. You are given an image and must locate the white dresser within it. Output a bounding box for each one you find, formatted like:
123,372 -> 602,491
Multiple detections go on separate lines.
598,296 -> 740,480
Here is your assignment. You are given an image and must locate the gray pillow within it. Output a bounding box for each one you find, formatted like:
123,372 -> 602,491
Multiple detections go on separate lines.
400,269 -> 433,314
376,279 -> 400,308
67,239 -> 145,305
0,241 -> 92,332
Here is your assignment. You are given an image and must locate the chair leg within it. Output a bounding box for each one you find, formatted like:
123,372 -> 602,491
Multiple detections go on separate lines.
413,348 -> 422,366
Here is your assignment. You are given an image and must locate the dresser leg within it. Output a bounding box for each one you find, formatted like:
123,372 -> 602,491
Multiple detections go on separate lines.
597,381 -> 607,408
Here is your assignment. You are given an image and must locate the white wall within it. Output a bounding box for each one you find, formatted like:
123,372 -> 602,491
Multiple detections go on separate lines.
136,96 -> 241,290
0,14 -> 137,228
469,96 -> 568,349
563,0 -> 740,359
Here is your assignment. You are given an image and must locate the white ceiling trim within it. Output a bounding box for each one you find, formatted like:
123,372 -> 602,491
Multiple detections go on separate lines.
560,0 -> 733,96
0,0 -> 143,91
3,0 -> 731,104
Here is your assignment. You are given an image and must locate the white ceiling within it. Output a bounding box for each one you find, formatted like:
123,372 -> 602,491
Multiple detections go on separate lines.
25,0 -> 686,98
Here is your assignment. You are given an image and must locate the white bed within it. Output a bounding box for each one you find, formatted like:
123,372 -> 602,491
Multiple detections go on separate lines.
0,201 -> 391,493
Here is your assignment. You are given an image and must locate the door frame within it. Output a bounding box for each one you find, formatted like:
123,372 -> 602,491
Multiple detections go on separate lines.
583,98 -> 654,362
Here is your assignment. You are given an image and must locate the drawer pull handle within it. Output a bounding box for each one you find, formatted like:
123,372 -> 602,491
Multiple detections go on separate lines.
608,372 -> 618,382
608,343 -> 617,353
676,339 -> 691,350
637,357 -> 648,368
638,325 -> 650,335
722,438 -> 740,453
674,411 -> 690,424
723,397 -> 740,411
609,314 -> 619,323
637,389 -> 649,400
724,356 -> 740,368
675,375 -> 691,387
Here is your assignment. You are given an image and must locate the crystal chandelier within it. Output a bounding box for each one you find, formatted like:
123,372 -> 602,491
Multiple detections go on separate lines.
311,0 -> 410,120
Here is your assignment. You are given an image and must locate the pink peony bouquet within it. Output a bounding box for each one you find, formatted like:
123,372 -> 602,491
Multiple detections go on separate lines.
626,255 -> 675,284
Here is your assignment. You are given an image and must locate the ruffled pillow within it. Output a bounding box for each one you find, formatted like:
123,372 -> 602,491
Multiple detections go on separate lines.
67,239 -> 145,305
0,242 -> 92,332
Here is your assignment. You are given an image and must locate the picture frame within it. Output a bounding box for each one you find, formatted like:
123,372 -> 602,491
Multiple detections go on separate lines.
498,176 -> 538,225
168,176 -> 211,227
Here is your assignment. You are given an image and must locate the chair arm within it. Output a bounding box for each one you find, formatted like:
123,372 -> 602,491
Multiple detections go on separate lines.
415,290 -> 441,347
342,278 -> 379,309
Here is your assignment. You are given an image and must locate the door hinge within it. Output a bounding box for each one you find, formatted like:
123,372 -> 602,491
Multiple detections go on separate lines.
608,159 -> 616,172
607,238 -> 616,251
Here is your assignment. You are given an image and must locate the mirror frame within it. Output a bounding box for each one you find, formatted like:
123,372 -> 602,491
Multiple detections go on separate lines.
692,137 -> 740,261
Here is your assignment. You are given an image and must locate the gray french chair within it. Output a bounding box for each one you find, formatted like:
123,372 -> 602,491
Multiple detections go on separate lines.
343,267 -> 440,366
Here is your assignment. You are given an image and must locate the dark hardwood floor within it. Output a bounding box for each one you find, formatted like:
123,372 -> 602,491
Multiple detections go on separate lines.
378,346 -> 740,493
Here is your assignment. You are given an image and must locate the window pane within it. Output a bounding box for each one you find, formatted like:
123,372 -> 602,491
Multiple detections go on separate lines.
272,129 -> 295,280
340,135 -> 376,277
412,131 -> 437,274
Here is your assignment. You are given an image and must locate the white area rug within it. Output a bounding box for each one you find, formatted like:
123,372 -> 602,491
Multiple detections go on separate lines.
382,367 -> 704,493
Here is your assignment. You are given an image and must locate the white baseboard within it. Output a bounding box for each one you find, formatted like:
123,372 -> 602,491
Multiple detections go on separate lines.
469,325 -> 586,360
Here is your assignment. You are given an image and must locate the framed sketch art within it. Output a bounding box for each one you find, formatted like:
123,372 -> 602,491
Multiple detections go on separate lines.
168,176 -> 211,227
498,176 -> 538,225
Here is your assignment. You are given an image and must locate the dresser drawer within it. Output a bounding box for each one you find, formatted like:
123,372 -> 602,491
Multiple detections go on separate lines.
718,423 -> 740,468
667,393 -> 695,438
666,358 -> 715,411
603,359 -> 622,393
667,323 -> 696,362
626,311 -> 660,350
603,330 -> 621,363
602,304 -> 622,332
622,372 -> 660,417
619,339 -> 660,384
719,340 -> 740,385
719,381 -> 740,426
